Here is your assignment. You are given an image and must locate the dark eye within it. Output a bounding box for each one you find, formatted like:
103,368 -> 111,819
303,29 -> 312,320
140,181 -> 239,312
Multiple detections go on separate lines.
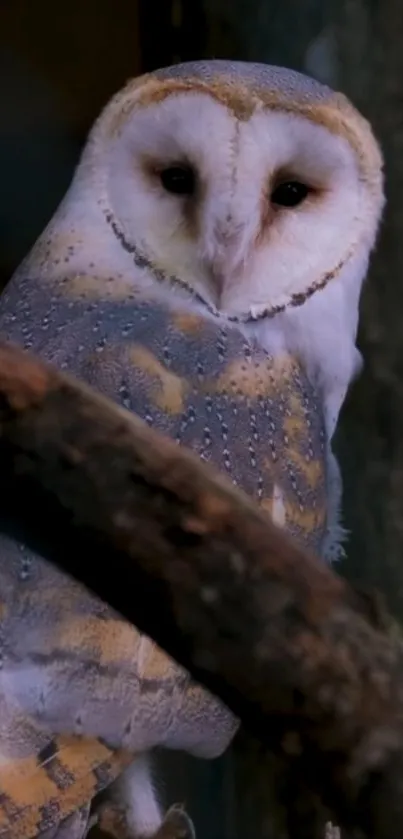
271,181 -> 310,208
159,165 -> 195,196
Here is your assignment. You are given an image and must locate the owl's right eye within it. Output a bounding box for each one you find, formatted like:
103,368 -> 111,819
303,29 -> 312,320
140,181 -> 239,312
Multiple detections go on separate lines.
159,165 -> 195,196
271,180 -> 310,208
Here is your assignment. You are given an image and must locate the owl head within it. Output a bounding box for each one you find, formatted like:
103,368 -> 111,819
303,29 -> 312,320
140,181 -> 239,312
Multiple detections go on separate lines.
33,60 -> 384,323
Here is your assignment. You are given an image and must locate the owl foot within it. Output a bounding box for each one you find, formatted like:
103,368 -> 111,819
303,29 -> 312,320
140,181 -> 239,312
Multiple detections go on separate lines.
90,802 -> 195,839
149,805 -> 196,839
325,822 -> 341,839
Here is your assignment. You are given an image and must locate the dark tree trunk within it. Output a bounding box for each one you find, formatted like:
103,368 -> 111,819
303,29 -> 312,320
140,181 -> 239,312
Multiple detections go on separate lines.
333,0 -> 403,623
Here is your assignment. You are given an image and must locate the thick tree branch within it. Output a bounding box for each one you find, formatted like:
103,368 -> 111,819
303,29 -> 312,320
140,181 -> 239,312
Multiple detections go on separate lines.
0,340 -> 402,838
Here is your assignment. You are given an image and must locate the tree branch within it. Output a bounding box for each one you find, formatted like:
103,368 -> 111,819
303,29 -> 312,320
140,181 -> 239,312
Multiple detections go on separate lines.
0,339 -> 402,838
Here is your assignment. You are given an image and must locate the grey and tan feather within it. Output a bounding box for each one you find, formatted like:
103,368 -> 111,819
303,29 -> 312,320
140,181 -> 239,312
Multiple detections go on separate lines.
0,60 -> 384,838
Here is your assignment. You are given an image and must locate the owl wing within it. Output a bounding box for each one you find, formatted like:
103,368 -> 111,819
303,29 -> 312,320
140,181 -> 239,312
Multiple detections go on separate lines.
0,271 -> 328,836
0,270 -> 328,549
0,724 -> 132,839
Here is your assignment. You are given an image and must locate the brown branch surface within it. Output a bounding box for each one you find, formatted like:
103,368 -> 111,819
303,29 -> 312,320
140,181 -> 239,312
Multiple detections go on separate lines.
0,339 -> 402,838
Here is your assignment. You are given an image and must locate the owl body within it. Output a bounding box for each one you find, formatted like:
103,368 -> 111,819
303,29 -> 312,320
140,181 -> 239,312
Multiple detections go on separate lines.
0,59 -> 384,838
0,283 -> 326,839
13,59 -> 383,558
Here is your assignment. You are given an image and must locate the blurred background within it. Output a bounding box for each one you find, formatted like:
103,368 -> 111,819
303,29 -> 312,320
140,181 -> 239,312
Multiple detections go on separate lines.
1,1 -> 402,837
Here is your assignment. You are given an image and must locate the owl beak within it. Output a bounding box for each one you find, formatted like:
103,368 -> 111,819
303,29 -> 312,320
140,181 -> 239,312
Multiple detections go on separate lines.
214,270 -> 240,313
205,221 -> 249,308
211,267 -> 225,298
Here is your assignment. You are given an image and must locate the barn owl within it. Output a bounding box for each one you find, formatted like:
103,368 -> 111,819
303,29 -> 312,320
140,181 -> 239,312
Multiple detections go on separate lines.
0,60 -> 384,839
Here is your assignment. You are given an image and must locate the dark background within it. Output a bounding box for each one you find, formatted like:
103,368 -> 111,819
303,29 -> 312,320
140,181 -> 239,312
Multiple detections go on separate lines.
1,2 -> 403,836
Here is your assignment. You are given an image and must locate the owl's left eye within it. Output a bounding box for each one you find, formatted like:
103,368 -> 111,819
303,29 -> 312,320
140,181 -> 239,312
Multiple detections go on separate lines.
271,181 -> 310,208
159,165 -> 195,196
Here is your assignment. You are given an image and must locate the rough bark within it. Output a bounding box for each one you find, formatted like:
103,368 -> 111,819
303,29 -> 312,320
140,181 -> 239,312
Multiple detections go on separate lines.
1,340 -> 403,837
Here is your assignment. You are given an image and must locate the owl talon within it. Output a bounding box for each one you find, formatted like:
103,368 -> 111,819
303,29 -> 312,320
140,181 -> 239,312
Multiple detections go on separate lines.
151,805 -> 196,839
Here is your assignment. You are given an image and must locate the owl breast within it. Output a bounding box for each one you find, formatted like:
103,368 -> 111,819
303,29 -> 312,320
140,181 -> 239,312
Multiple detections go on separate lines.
0,273 -> 328,551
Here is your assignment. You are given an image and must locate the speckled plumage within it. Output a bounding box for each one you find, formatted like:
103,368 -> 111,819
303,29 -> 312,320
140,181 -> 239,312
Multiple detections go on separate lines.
0,275 -> 327,545
0,57 -> 384,839
0,277 -> 327,838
